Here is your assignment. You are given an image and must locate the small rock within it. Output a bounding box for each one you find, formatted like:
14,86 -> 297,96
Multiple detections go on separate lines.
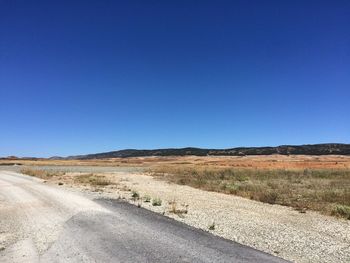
58,182 -> 64,186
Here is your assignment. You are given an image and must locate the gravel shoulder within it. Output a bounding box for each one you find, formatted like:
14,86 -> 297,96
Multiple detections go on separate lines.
2,166 -> 350,262
0,171 -> 287,263
68,171 -> 350,263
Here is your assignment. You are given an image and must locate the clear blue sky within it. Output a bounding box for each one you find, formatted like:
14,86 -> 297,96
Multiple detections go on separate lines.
1,1 -> 349,157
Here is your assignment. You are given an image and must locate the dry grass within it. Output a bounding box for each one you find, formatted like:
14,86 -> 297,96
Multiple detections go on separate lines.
74,173 -> 112,186
332,205 -> 350,219
168,199 -> 188,217
152,197 -> 162,206
18,156 -> 350,219
5,154 -> 350,169
21,168 -> 64,179
151,166 -> 350,219
21,169 -> 113,188
143,195 -> 151,202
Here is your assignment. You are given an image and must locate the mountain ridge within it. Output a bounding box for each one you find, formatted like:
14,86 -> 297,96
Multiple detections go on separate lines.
63,143 -> 350,159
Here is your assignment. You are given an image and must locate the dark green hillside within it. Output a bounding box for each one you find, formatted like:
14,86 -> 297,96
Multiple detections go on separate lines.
65,144 -> 350,159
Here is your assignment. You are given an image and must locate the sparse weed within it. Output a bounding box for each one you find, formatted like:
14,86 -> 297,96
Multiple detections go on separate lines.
143,195 -> 151,202
332,205 -> 350,219
258,191 -> 278,204
152,197 -> 162,206
209,222 -> 215,230
169,200 -> 188,217
21,168 -> 64,179
131,190 -> 140,200
75,173 -> 111,186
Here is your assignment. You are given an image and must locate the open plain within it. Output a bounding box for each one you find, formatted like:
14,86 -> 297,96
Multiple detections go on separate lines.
1,155 -> 350,262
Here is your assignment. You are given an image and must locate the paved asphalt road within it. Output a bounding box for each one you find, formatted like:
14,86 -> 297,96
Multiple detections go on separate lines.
0,171 -> 288,263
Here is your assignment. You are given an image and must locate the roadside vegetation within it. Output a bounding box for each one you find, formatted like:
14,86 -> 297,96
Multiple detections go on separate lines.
74,173 -> 112,186
151,166 -> 350,219
21,168 -> 65,179
208,222 -> 216,230
143,195 -> 151,202
21,169 -> 114,188
152,197 -> 162,206
168,199 -> 188,217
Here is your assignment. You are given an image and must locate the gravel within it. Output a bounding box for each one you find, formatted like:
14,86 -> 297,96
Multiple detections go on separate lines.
82,172 -> 350,263
0,171 -> 287,262
4,165 -> 350,262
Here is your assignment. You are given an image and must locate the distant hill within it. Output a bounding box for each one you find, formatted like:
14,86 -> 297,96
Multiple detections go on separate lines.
65,143 -> 350,159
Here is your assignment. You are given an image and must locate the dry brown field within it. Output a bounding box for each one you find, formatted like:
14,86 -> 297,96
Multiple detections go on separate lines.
2,154 -> 350,169
3,155 -> 350,219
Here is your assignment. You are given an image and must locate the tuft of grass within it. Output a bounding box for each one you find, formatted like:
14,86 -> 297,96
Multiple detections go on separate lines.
131,190 -> 140,200
143,195 -> 151,202
258,191 -> 279,204
75,173 -> 111,186
151,166 -> 350,218
332,205 -> 350,219
208,222 -> 216,230
152,197 -> 162,206
168,200 -> 188,217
